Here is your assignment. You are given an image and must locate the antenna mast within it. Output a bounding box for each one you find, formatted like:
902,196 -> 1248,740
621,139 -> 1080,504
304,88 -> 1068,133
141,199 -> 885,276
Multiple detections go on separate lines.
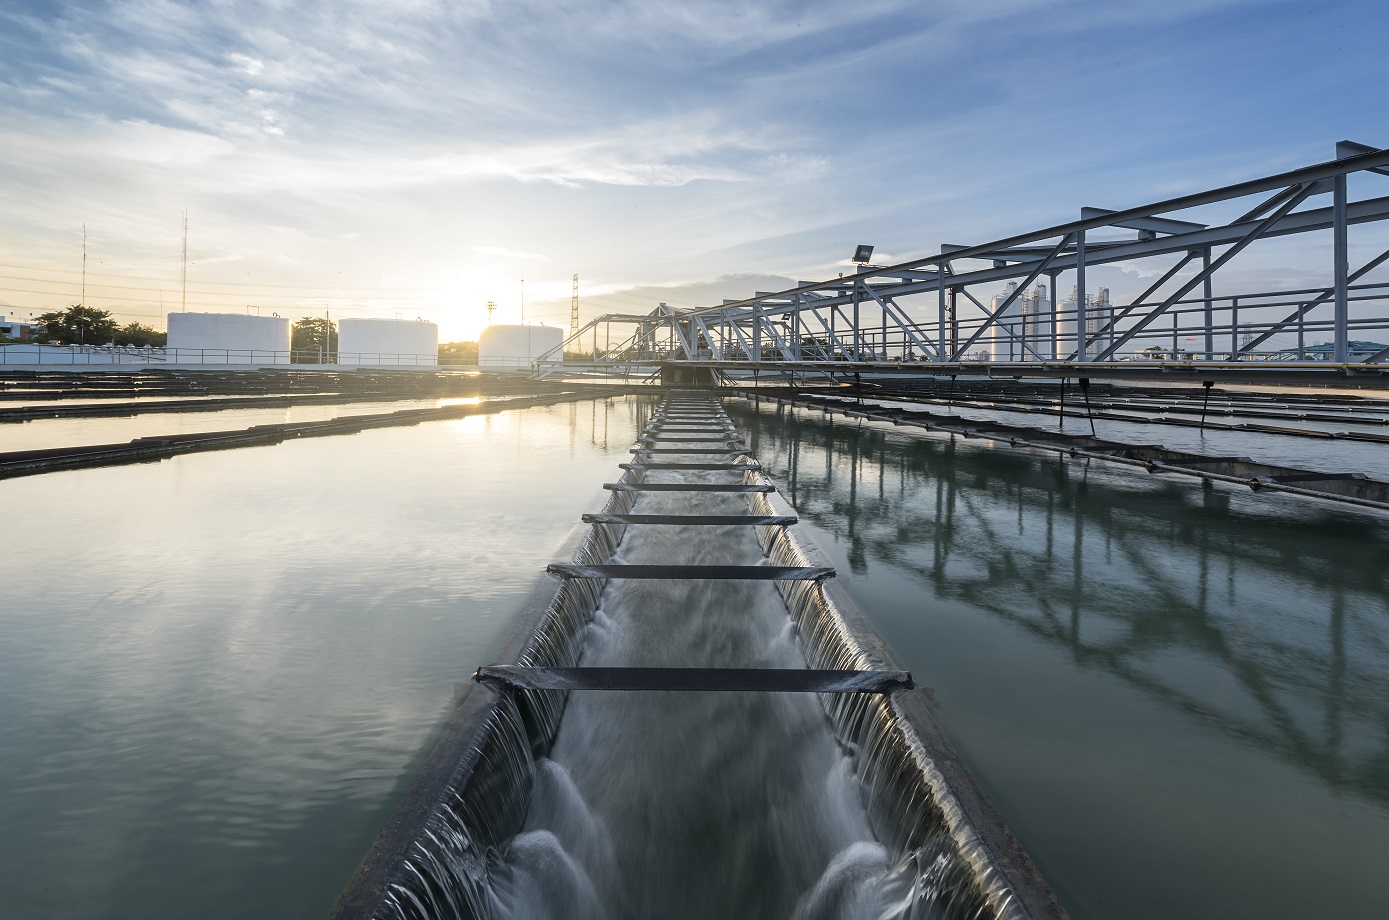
570,273 -> 579,339
180,212 -> 188,312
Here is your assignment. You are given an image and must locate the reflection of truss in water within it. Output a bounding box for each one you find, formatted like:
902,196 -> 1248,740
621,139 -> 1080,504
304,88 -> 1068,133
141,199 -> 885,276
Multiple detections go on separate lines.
735,399 -> 1389,805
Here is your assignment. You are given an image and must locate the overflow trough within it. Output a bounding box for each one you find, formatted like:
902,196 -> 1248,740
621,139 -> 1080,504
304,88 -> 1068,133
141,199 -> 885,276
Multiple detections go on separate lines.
329,390 -> 1068,920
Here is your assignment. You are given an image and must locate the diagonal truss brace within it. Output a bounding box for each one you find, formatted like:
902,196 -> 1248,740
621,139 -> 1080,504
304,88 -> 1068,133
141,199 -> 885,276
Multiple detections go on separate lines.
1066,252 -> 1198,361
951,234 -> 1073,361
857,281 -> 941,360
1093,182 -> 1319,361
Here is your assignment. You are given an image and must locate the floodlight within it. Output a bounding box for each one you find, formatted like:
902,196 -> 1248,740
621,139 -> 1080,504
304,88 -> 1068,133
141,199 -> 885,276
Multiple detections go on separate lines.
852,244 -> 874,263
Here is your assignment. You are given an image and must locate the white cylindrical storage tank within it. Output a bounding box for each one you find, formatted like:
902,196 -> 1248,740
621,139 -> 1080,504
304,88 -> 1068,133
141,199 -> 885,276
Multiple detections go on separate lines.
337,318 -> 439,366
478,324 -> 565,371
166,313 -> 291,364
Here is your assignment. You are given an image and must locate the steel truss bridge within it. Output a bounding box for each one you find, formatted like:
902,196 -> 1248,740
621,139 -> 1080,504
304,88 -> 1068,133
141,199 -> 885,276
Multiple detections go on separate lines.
538,141 -> 1389,387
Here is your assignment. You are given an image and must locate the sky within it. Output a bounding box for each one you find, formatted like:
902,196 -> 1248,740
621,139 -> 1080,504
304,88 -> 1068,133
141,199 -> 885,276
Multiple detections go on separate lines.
1,0 -> 1387,342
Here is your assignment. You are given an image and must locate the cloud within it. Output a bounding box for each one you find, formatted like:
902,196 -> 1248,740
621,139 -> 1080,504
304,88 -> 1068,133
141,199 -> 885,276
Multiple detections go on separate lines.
0,0 -> 1375,341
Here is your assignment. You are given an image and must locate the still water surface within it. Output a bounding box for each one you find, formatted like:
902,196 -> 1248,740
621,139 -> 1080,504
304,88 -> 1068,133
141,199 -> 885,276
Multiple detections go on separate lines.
0,398 -> 642,919
4,393 -> 1389,919
734,396 -> 1389,920
0,397 -> 487,452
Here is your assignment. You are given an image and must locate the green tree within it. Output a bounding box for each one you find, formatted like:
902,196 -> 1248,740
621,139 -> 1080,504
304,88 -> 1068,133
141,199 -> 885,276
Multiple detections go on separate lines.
113,322 -> 167,347
34,305 -> 119,345
292,317 -> 337,363
438,340 -> 478,365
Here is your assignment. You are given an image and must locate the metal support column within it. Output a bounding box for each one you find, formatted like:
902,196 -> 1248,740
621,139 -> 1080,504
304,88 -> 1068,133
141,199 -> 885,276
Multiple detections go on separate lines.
1203,247 -> 1215,361
1076,229 -> 1088,361
852,282 -> 861,360
1334,173 -> 1350,363
1049,271 -> 1058,360
936,255 -> 948,364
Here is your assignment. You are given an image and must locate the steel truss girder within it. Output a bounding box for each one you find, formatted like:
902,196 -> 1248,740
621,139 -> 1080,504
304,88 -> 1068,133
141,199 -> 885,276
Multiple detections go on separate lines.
536,145 -> 1389,378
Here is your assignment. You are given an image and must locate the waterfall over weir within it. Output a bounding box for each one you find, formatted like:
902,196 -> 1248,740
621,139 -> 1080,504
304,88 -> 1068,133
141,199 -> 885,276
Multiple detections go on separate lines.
329,393 -> 1066,920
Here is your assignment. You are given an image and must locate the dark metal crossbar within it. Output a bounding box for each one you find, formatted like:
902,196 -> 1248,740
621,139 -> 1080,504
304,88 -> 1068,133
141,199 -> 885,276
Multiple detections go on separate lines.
646,427 -> 739,433
620,462 -> 761,470
639,436 -> 745,443
631,448 -> 750,454
604,482 -> 773,492
474,665 -> 912,694
546,563 -> 834,580
582,513 -> 797,526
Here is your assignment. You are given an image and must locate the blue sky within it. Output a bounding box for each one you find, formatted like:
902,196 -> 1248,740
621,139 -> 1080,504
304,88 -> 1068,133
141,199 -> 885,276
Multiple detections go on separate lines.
1,0 -> 1386,340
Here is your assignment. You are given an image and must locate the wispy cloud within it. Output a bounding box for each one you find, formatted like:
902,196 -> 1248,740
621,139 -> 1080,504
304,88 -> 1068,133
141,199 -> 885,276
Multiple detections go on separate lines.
0,0 -> 1380,340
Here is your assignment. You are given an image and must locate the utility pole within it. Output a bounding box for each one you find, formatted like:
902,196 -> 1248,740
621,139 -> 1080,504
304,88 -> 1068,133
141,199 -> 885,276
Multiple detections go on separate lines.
570,273 -> 579,340
81,224 -> 87,309
521,279 -> 525,324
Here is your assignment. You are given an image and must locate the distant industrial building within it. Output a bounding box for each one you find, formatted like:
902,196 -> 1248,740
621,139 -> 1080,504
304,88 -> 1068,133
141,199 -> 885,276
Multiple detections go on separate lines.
337,318 -> 438,366
478,324 -> 565,370
0,316 -> 34,340
988,283 -> 1052,360
166,312 -> 291,363
1058,286 -> 1114,358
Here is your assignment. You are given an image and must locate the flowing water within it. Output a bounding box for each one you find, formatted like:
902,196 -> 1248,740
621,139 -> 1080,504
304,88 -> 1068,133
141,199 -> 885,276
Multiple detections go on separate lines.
505,485 -> 880,919
378,401 -> 951,920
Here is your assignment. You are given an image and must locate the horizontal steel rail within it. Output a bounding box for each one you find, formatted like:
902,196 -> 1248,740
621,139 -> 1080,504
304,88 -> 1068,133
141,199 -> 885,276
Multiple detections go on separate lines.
474,665 -> 913,693
546,563 -> 834,580
581,513 -> 797,526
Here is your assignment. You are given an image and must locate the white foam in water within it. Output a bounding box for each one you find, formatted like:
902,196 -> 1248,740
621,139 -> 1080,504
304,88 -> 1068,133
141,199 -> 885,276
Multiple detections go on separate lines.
488,441 -> 886,920
525,760 -> 619,896
498,831 -> 606,920
791,841 -> 893,920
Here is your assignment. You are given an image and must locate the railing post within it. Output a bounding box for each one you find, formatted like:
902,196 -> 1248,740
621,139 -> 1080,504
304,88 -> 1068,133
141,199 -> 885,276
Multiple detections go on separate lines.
1230,298 -> 1240,360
